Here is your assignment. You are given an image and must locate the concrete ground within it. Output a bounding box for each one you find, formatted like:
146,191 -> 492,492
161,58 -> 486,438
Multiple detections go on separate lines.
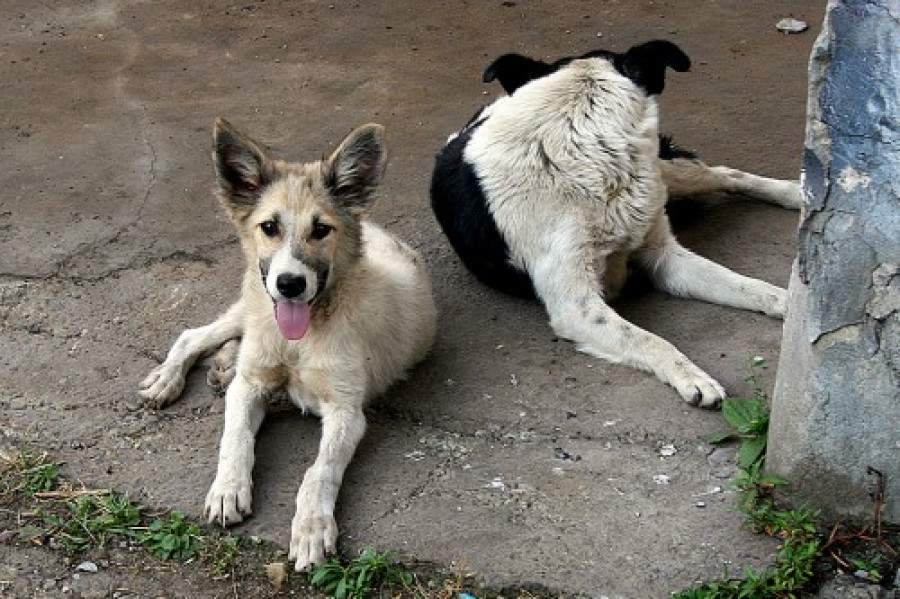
1,1 -> 823,596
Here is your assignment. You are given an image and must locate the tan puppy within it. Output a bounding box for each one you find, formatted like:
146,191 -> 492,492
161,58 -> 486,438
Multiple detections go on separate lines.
139,119 -> 437,570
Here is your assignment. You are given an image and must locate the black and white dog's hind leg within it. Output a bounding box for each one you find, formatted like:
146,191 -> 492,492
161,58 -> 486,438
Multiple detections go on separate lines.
634,217 -> 787,318
528,214 -> 727,408
659,156 -> 802,209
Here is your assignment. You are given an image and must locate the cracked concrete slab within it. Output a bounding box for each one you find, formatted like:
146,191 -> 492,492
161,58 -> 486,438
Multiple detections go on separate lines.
1,1 -> 822,596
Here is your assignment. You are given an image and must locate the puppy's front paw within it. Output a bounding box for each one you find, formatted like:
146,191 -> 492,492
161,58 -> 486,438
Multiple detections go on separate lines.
670,364 -> 726,409
289,491 -> 338,571
204,477 -> 252,526
138,363 -> 185,409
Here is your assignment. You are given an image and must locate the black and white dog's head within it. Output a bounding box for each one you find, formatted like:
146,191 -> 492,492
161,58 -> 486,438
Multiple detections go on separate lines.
482,40 -> 690,96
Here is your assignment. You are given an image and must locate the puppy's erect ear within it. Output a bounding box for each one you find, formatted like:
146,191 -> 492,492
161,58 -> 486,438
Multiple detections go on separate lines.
323,124 -> 387,214
213,118 -> 269,219
616,40 -> 690,95
483,53 -> 554,95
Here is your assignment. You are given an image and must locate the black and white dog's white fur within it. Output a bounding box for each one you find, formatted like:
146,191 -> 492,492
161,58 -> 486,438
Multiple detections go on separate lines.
431,41 -> 800,407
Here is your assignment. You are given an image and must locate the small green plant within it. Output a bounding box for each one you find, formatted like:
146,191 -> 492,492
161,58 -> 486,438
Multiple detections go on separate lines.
704,356 -> 770,472
203,531 -> 241,576
849,556 -> 883,583
0,452 -> 58,500
139,510 -> 204,560
308,547 -> 413,599
24,462 -> 59,494
45,493 -> 142,553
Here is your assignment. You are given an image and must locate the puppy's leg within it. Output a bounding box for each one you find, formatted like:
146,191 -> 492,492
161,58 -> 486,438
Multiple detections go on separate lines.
139,299 -> 243,408
290,403 -> 366,570
204,373 -> 267,526
207,339 -> 239,392
635,218 -> 786,318
660,157 -> 801,209
531,246 -> 726,407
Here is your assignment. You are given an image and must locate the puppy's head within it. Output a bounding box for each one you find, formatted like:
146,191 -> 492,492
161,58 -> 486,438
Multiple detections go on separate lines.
213,118 -> 387,340
483,40 -> 690,96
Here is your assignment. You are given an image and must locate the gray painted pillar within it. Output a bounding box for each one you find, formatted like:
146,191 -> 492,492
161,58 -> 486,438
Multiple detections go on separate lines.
768,0 -> 899,522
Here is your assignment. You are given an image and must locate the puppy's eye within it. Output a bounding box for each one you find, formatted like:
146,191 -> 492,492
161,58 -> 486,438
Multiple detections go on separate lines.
260,220 -> 280,237
311,222 -> 333,240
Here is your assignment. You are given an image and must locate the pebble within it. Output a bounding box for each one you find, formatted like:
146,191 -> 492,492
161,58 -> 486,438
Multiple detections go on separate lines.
659,443 -> 677,457
707,446 -> 737,466
776,18 -> 808,34
76,561 -> 98,573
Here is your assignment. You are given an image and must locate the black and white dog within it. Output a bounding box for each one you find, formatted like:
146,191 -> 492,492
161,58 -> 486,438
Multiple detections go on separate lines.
430,40 -> 800,407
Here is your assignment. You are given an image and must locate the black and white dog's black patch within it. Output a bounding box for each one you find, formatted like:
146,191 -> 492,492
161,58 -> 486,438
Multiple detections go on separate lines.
430,40 -> 800,407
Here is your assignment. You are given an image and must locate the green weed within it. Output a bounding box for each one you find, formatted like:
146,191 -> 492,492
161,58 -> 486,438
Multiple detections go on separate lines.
308,546 -> 413,599
703,357 -> 770,472
849,557 -> 883,583
0,452 -> 58,500
44,493 -> 142,553
24,462 -> 60,494
203,531 -> 241,576
138,510 -> 204,560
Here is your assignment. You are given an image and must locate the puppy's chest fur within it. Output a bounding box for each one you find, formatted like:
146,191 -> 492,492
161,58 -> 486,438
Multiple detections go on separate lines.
238,223 -> 436,415
236,305 -> 344,415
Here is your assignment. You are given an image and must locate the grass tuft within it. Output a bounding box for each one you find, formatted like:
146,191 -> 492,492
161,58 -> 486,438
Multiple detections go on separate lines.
308,546 -> 414,599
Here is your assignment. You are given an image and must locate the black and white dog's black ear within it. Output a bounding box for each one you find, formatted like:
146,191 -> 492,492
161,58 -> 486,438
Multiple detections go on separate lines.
324,124 -> 387,214
617,40 -> 690,95
213,118 -> 271,218
483,53 -> 554,94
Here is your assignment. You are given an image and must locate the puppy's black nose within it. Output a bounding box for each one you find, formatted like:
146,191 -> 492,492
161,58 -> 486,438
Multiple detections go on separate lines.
276,273 -> 307,298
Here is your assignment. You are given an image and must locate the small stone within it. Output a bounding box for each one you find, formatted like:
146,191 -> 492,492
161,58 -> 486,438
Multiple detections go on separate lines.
659,443 -> 677,457
695,501 -> 707,508
486,477 -> 505,490
0,530 -> 17,543
653,474 -> 671,485
707,446 -> 737,466
775,18 -> 808,34
76,561 -> 98,572
264,562 -> 287,592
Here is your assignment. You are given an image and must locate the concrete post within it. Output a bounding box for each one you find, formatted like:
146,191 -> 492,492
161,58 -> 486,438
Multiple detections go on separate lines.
768,0 -> 899,522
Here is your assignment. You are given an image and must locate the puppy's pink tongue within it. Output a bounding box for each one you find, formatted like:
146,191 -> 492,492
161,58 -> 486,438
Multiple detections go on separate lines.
274,301 -> 311,340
